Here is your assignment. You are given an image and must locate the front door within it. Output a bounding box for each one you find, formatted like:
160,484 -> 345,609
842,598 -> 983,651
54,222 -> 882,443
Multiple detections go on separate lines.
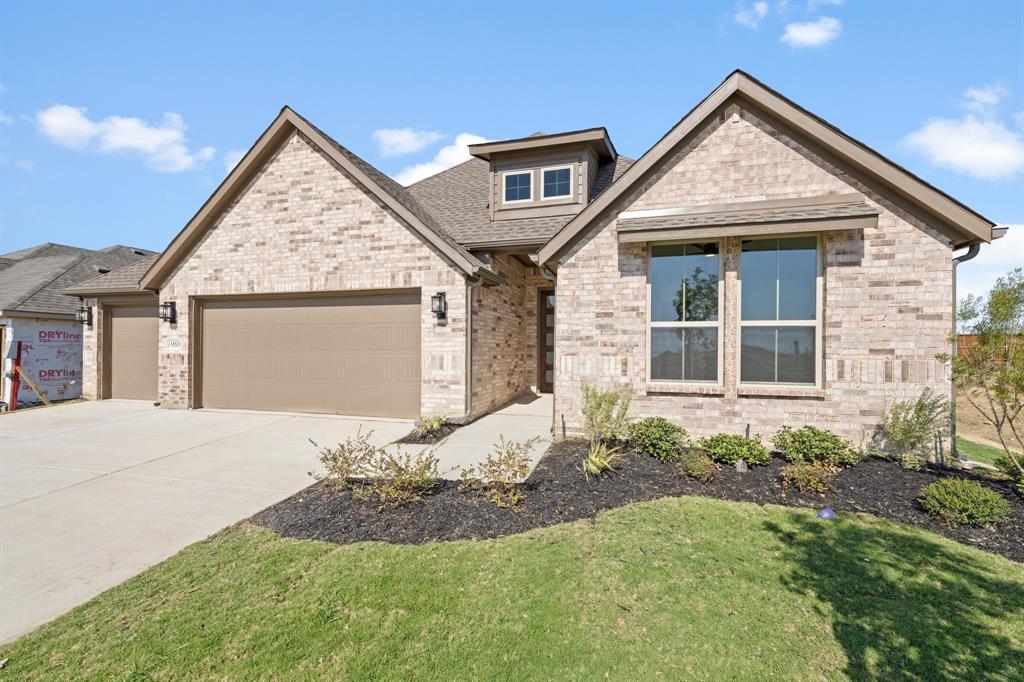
538,289 -> 555,393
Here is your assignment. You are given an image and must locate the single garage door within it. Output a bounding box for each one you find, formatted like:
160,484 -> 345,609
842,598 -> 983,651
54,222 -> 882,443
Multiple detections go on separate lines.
200,293 -> 421,418
107,305 -> 159,401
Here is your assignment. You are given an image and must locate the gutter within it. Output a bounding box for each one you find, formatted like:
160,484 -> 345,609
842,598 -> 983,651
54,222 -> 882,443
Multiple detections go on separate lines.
949,227 -> 1005,458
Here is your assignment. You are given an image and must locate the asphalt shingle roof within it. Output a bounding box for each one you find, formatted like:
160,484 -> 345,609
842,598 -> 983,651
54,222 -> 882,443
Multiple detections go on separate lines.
62,254 -> 161,294
407,155 -> 634,245
0,243 -> 156,316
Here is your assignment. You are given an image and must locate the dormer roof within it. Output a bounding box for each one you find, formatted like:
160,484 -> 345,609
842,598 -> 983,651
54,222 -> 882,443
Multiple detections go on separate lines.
468,127 -> 616,162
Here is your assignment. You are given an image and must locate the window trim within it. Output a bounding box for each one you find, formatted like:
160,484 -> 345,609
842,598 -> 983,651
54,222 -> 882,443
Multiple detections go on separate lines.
501,170 -> 533,205
646,239 -> 724,387
736,232 -> 823,389
540,164 -> 574,201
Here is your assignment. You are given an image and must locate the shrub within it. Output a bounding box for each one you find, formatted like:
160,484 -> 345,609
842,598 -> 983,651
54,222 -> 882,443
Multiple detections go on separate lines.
370,449 -> 440,504
773,425 -> 863,468
309,428 -> 378,488
678,450 -> 716,483
580,441 -> 622,479
780,463 -> 835,493
698,433 -> 770,466
413,414 -> 450,440
629,417 -> 688,461
581,384 -> 632,444
879,389 -> 949,457
461,436 -> 538,509
309,429 -> 439,504
918,479 -> 1011,527
899,452 -> 927,471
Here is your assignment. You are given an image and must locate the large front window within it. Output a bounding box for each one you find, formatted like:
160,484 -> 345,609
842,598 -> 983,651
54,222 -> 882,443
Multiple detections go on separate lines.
649,242 -> 720,382
739,236 -> 819,385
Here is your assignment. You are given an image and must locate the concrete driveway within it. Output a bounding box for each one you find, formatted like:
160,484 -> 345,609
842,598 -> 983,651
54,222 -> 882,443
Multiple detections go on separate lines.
0,400 -> 411,642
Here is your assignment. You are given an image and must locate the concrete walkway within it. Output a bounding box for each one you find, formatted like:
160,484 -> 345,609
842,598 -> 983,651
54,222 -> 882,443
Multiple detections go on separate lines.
422,393 -> 553,478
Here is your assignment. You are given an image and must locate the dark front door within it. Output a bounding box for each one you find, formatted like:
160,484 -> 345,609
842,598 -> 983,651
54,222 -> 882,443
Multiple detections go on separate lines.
538,289 -> 555,393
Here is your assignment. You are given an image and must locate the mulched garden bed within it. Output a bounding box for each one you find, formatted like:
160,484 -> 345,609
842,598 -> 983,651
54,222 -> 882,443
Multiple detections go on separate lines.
253,440 -> 1024,562
394,422 -> 459,445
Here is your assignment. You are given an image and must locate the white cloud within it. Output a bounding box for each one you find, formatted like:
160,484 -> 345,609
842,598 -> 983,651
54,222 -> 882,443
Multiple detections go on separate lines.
34,104 -> 215,172
734,1 -> 769,28
963,84 -> 1009,113
1013,111 -> 1024,129
394,132 -> 488,185
957,225 -> 1024,302
0,110 -> 12,126
807,0 -> 841,9
0,84 -> 7,94
903,85 -> 1024,180
781,16 -> 841,47
373,128 -> 445,157
15,159 -> 36,172
223,149 -> 245,172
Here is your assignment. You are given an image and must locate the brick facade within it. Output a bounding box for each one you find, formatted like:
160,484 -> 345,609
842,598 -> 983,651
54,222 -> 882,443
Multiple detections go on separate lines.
470,254 -> 549,417
156,131 -> 469,416
553,104 -> 954,446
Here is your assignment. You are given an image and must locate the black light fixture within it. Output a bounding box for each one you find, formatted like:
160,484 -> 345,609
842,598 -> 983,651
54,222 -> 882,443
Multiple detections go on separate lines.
75,305 -> 93,327
430,291 -> 447,320
158,301 -> 177,324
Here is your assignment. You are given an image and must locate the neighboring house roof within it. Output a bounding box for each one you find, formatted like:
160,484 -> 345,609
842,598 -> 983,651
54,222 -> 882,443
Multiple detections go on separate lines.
61,254 -> 161,295
140,107 -> 488,290
0,243 -> 157,317
538,69 -> 996,266
407,154 -> 634,246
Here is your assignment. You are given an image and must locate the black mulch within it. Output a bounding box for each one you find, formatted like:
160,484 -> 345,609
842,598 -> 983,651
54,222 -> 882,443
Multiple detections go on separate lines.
252,440 -> 1024,563
394,422 -> 459,445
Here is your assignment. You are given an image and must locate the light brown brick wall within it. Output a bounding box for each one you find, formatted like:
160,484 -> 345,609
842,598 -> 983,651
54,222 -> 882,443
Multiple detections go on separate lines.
470,254 -> 549,417
156,131 -> 469,416
80,298 -> 101,400
554,104 -> 954,446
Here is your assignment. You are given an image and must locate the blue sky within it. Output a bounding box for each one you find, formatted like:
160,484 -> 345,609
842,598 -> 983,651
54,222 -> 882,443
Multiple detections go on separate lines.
1,1 -> 1021,298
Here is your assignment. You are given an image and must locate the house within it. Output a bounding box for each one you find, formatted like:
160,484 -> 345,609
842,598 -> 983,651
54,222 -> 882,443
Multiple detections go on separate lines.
64,71 -> 997,444
0,243 -> 156,409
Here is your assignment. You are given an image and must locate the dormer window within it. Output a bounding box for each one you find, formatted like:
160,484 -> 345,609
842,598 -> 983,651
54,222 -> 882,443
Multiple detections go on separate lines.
503,171 -> 532,203
542,166 -> 572,200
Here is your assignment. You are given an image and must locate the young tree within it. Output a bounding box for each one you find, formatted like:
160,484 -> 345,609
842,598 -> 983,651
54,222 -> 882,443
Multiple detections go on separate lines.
941,268 -> 1024,479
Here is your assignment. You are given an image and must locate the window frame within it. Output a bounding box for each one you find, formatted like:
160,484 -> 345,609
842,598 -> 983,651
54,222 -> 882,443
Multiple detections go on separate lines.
646,239 -> 725,387
540,164 -> 574,201
736,232 -> 823,389
501,170 -> 533,205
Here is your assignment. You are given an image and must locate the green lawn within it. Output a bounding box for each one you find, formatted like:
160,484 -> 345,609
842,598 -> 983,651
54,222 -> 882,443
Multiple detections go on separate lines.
957,437 -> 1015,468
4,498 -> 1022,681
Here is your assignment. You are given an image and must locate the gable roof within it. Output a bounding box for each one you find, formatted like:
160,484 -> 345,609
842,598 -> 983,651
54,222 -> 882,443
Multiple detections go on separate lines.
0,243 -> 156,316
407,154 -> 634,247
140,107 -> 486,290
538,70 -> 995,266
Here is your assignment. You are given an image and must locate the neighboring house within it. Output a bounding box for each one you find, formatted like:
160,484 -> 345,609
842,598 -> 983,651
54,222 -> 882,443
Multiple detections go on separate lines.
65,71 -> 997,444
0,243 -> 156,409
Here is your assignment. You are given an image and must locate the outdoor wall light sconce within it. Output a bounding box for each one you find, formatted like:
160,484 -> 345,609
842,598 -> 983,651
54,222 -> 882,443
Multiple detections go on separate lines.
430,291 -> 447,320
75,305 -> 93,327
158,301 -> 177,324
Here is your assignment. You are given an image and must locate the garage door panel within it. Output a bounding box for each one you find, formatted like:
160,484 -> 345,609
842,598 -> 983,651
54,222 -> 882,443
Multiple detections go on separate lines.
108,305 -> 158,401
200,293 -> 421,418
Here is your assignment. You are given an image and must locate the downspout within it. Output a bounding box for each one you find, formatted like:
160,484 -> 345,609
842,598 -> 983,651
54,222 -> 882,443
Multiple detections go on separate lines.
950,242 -> 981,460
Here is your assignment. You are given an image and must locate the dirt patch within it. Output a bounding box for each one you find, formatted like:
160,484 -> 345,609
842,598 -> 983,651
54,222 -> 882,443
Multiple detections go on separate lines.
957,390 -> 1023,454
253,441 -> 1024,562
394,422 -> 459,445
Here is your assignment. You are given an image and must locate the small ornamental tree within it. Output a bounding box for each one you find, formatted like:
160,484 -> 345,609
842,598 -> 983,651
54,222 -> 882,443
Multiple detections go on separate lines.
940,267 -> 1024,481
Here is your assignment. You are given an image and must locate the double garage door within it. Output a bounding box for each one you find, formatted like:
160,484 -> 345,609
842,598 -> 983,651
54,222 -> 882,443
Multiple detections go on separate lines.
199,293 -> 421,418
